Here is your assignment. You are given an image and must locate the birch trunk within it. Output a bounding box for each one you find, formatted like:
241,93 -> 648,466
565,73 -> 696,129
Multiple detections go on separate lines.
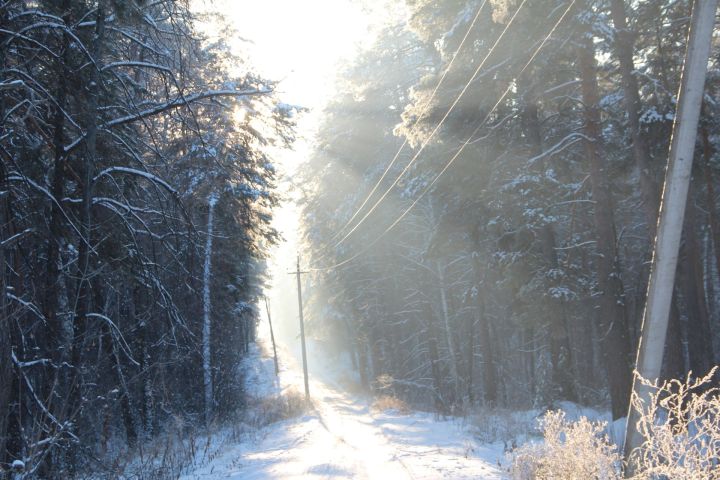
203,194 -> 218,424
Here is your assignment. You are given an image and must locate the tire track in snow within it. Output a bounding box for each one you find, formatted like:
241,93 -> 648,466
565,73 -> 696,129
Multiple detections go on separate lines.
309,390 -> 416,479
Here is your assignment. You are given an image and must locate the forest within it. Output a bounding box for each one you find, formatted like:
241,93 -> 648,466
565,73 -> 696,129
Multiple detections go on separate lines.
0,0 -> 294,476
302,0 -> 719,424
1,0 -> 720,478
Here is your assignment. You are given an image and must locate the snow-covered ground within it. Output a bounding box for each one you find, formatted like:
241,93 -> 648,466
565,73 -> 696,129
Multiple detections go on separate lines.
180,338 -> 506,479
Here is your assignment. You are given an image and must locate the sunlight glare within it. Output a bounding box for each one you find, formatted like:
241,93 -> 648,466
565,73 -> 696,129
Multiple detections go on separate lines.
195,0 -> 404,341
222,0 -> 376,109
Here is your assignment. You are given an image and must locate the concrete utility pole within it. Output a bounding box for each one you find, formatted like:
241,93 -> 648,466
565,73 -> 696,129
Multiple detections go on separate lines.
293,255 -> 311,401
623,0 -> 718,472
264,297 -> 280,377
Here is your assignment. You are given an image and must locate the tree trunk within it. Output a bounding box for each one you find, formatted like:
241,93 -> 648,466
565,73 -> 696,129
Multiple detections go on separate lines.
522,94 -> 577,402
578,31 -> 633,419
46,14 -> 70,369
436,260 -> 460,405
351,301 -> 370,391
423,300 -> 445,412
0,182 -> 22,466
0,24 -> 10,449
104,322 -> 137,446
608,0 -> 659,222
131,284 -> 153,438
369,319 -> 383,385
203,194 -> 217,424
661,296 -> 685,380
464,302 -> 475,405
343,315 -> 360,372
540,225 -> 577,402
0,169 -> 10,468
682,186 -> 714,376
470,231 -> 498,406
71,3 -> 106,442
701,127 -> 720,284
357,334 -> 370,391
609,0 -> 684,382
624,0 -> 719,462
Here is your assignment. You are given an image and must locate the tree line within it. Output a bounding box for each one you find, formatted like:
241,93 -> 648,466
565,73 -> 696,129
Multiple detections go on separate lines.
0,0 -> 291,476
302,0 -> 719,420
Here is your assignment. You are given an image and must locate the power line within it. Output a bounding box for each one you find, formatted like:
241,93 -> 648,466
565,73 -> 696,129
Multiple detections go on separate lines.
308,0 -> 577,273
328,0 -> 490,243
327,0 -> 531,252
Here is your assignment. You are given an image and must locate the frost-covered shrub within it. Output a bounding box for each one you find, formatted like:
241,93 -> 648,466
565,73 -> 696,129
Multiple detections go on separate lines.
469,407 -> 537,444
627,367 -> 720,479
371,395 -> 410,414
510,368 -> 720,479
509,410 -> 621,480
109,416 -> 217,480
246,387 -> 309,428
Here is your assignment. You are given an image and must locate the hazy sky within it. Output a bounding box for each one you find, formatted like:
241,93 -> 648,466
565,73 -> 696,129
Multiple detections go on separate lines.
225,0 -> 376,108
193,1 -> 405,347
193,1 -> 375,342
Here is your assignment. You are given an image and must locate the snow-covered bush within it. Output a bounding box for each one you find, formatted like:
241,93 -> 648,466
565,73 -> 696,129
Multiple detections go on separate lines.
469,407 -> 537,444
510,368 -> 720,479
509,410 -> 621,479
112,416 -> 218,480
371,395 -> 410,414
627,367 -> 720,479
245,387 -> 309,428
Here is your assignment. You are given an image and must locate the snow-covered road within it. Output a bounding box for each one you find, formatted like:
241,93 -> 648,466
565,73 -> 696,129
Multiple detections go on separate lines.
181,340 -> 505,479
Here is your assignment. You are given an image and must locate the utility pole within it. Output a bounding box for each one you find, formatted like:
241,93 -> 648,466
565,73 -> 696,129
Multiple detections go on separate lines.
623,0 -> 718,473
292,255 -> 310,401
264,297 -> 280,377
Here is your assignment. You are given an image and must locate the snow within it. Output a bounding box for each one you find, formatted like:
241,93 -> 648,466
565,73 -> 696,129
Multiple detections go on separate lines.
548,286 -> 576,301
0,79 -> 25,90
639,106 -> 675,124
274,102 -> 304,117
93,166 -> 177,194
180,335 -> 506,479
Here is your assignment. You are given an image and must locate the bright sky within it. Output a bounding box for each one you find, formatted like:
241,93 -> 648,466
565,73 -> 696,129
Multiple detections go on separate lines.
194,0 -> 404,337
195,0 -> 403,179
228,0 -> 373,183
212,1 -> 390,122
225,1 -> 373,107
195,0 -> 408,169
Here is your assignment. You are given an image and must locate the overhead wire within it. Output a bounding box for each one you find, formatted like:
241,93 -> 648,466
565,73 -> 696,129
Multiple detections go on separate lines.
307,0 -> 577,273
327,0 -> 490,243
328,0 -> 531,252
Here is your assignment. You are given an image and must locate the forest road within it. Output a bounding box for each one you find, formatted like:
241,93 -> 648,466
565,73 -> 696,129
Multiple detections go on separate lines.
303,376 -> 416,479
182,340 -> 505,479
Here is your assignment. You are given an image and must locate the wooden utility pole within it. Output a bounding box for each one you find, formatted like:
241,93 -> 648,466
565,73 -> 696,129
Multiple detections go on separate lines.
293,255 -> 310,401
623,0 -> 718,471
264,297 -> 280,377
